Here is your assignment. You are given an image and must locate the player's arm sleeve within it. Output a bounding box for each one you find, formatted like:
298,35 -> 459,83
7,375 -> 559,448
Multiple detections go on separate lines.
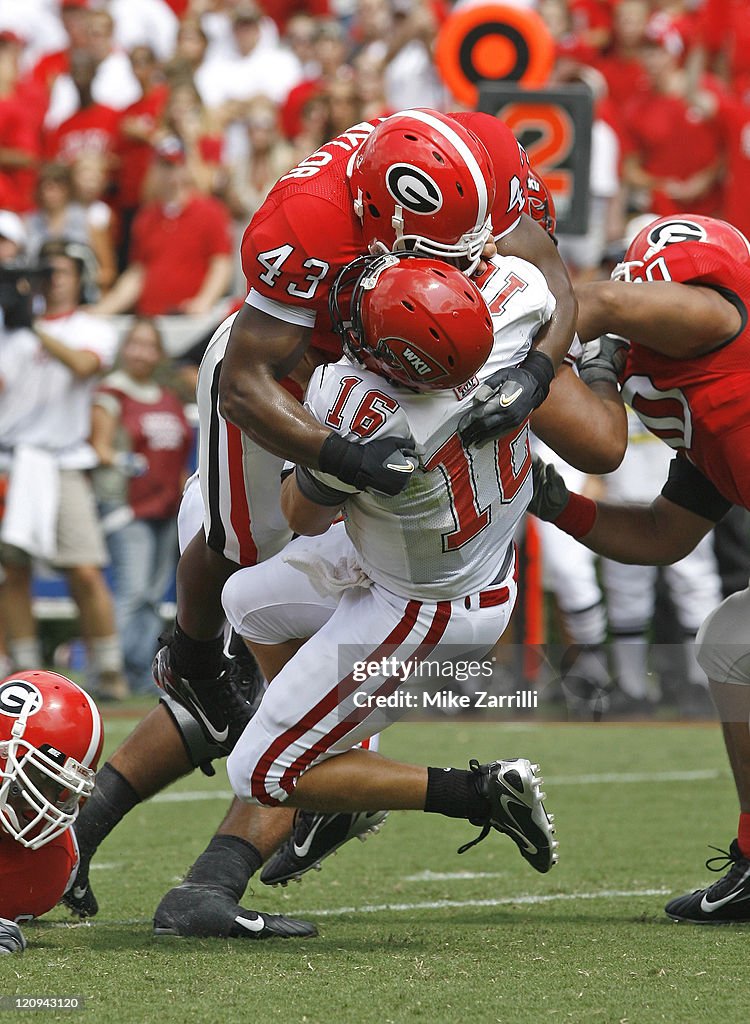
294,465 -> 353,506
660,455 -> 732,522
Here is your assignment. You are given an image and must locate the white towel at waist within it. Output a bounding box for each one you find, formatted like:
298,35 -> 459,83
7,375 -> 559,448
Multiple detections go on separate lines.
1,446 -> 60,560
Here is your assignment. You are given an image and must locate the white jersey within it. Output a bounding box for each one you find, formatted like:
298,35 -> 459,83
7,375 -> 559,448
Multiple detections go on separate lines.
303,254 -> 555,601
0,311 -> 117,469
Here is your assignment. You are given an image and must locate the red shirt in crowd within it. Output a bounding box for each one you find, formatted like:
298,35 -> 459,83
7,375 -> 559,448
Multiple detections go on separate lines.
697,0 -> 750,93
130,192 -> 232,315
30,49 -> 69,94
0,87 -> 43,211
114,84 -> 170,209
259,0 -> 331,31
717,94 -> 750,238
97,378 -> 192,520
43,103 -> 120,164
621,83 -> 725,217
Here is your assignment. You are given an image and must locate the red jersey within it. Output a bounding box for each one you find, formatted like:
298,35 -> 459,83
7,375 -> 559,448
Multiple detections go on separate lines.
0,827 -> 78,922
717,95 -> 750,238
44,104 -> 120,164
131,193 -> 232,315
621,242 -> 750,508
0,92 -> 41,212
620,86 -> 725,217
98,379 -> 192,519
241,119 -> 380,357
240,113 -> 523,357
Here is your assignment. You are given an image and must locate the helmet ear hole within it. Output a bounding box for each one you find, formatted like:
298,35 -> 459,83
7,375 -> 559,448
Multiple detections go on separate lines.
367,204 -> 380,218
402,299 -> 415,311
429,327 -> 439,340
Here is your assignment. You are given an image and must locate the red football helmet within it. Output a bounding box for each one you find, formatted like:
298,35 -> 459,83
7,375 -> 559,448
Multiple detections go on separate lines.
330,253 -> 494,392
526,165 -> 557,238
349,109 -> 496,276
0,671 -> 102,849
614,214 -> 750,281
451,112 -> 528,240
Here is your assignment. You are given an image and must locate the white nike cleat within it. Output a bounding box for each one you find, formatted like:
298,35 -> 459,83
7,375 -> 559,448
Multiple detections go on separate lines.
665,840 -> 750,924
260,810 -> 389,887
458,757 -> 558,872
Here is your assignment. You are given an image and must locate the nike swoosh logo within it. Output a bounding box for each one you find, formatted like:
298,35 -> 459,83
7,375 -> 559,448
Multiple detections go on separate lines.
72,886 -> 88,900
180,683 -> 229,744
294,815 -> 326,858
700,869 -> 750,912
234,915 -> 266,933
499,795 -> 538,854
386,461 -> 415,473
498,386 -> 523,407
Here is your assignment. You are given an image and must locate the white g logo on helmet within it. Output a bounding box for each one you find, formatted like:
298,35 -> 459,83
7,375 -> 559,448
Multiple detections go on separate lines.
385,164 -> 443,215
644,219 -> 707,260
0,680 -> 43,718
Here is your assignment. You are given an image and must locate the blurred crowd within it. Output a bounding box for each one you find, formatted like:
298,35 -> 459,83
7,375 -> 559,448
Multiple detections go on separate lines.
0,0 -> 748,713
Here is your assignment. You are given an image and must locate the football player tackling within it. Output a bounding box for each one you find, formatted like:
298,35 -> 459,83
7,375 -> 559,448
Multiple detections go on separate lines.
531,214 -> 750,923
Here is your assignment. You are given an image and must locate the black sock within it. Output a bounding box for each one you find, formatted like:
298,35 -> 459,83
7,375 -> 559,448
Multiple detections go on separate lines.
171,622 -> 225,681
424,767 -> 489,822
74,763 -> 141,863
185,835 -> 263,901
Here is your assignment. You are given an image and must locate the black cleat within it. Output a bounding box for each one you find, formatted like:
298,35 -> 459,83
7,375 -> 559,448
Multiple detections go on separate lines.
153,883 -> 317,939
665,840 -> 750,923
60,872 -> 99,919
152,646 -> 254,753
0,918 -> 26,954
459,757 -> 558,873
260,810 -> 389,887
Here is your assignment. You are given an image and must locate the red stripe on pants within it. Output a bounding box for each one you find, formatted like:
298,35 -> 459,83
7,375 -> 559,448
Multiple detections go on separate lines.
225,422 -> 258,566
250,599 -> 423,805
277,600 -> 454,799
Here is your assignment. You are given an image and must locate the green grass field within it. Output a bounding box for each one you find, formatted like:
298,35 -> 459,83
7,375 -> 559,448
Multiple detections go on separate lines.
1,709 -> 746,1024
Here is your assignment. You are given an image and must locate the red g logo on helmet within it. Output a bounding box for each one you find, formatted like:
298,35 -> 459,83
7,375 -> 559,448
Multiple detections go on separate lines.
350,109 -> 496,275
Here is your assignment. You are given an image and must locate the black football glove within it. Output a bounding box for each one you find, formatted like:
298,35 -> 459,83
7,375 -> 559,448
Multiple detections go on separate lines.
578,334 -> 629,387
0,918 -> 26,954
318,431 -> 417,496
458,349 -> 555,448
527,455 -> 571,522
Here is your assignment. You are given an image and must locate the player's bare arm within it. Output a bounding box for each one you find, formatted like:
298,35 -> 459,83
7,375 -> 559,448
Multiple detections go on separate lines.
576,279 -> 742,358
530,364 -> 627,474
529,455 -> 716,564
219,304 -> 328,465
280,473 -> 343,537
496,215 -> 577,369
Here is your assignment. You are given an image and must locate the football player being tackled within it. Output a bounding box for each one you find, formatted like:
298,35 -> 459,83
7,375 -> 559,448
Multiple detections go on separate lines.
212,251 -> 563,900
0,671 -> 102,953
531,214 -> 750,924
68,110 -> 586,937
